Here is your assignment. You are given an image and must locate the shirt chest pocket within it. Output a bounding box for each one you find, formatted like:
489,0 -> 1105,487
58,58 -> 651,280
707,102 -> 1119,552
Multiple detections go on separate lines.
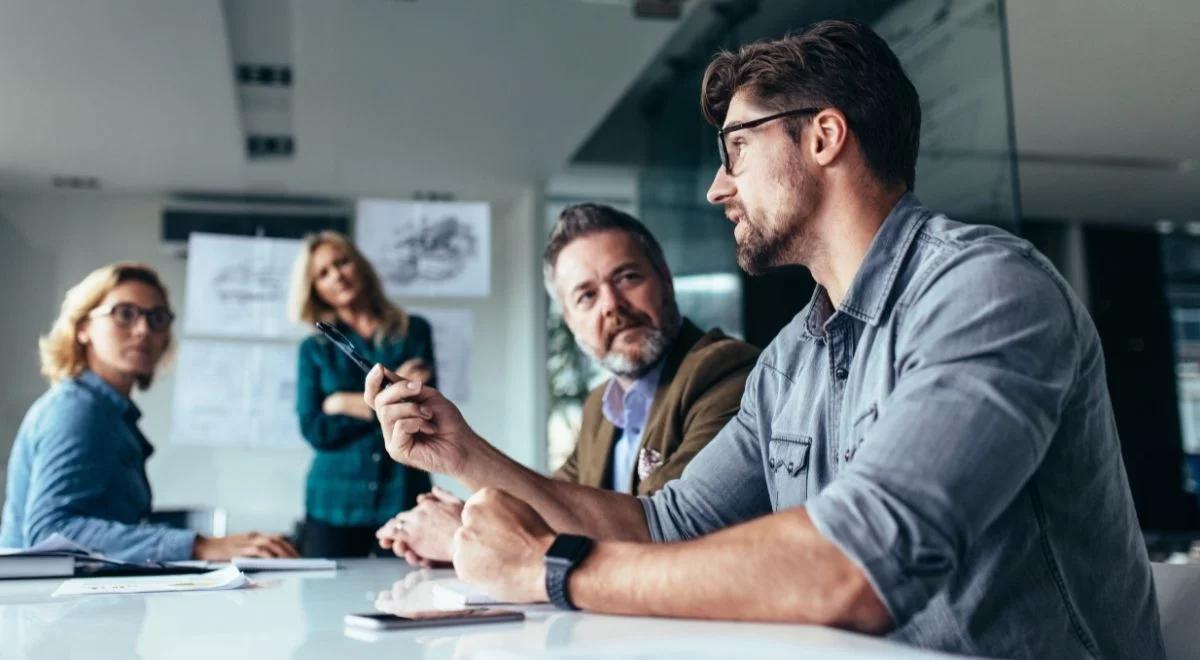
768,434 -> 811,509
843,403 -> 878,464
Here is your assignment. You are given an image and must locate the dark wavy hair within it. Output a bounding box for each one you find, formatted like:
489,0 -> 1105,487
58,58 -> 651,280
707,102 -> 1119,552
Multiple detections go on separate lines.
701,19 -> 921,190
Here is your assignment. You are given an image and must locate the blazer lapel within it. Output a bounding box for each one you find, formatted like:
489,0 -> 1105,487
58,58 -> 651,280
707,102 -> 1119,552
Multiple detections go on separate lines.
580,405 -> 620,490
630,319 -> 705,493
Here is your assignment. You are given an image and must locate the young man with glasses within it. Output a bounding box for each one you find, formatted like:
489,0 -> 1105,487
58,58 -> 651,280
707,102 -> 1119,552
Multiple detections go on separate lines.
364,19 -> 1162,658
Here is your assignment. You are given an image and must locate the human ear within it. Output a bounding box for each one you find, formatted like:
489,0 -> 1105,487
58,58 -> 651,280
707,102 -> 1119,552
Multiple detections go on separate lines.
811,109 -> 849,167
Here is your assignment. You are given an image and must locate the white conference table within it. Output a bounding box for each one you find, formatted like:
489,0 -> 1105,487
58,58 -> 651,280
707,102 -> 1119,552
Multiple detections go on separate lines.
0,558 -> 957,660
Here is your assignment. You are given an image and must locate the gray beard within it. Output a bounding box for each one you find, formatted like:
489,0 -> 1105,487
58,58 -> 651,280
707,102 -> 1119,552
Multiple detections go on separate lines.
577,307 -> 681,380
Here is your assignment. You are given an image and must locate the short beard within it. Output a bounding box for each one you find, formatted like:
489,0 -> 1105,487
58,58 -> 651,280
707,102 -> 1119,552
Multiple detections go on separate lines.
577,301 -> 682,380
734,153 -> 821,275
736,220 -> 794,275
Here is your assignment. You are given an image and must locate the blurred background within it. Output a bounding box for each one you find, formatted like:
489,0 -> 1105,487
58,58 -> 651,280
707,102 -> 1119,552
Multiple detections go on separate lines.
1,0 -> 1198,551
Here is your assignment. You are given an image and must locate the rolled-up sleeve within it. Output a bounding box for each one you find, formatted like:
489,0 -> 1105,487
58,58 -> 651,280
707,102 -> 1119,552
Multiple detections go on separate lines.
640,366 -> 773,542
806,246 -> 1079,625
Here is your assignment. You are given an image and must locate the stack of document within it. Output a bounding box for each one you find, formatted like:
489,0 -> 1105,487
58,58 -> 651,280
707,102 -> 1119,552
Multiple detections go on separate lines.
1,534 -> 111,579
2,535 -> 340,580
1,534 -> 213,579
0,553 -> 75,579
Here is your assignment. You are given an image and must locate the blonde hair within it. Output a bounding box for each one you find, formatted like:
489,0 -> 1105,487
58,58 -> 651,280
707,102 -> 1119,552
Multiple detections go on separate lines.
39,262 -> 174,390
288,231 -> 408,342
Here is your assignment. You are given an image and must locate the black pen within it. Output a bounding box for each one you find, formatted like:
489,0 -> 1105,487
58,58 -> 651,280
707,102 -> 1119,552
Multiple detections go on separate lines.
313,321 -> 401,386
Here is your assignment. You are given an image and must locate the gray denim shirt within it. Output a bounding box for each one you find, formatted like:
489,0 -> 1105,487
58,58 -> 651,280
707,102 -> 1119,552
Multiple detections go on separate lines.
641,194 -> 1164,659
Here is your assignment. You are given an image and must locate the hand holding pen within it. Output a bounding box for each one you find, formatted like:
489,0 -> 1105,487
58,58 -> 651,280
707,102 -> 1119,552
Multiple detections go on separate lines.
363,363 -> 478,478
317,320 -> 477,476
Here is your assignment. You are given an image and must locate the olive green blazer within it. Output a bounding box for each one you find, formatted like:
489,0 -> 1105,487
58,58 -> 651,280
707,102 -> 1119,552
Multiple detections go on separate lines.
553,318 -> 759,495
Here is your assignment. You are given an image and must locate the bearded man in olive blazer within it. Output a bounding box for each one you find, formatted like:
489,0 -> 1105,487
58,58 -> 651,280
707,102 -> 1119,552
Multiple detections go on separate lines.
375,203 -> 758,564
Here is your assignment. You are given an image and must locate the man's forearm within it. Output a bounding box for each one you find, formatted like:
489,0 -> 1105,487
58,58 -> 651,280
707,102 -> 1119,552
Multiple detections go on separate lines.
458,438 -> 650,542
566,507 -> 892,631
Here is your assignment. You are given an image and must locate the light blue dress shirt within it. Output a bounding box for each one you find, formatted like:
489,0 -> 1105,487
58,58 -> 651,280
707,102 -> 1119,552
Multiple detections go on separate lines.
601,361 -> 664,493
0,371 -> 196,562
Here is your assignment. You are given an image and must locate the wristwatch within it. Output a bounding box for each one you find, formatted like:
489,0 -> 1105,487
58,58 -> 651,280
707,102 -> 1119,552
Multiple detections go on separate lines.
544,534 -> 594,610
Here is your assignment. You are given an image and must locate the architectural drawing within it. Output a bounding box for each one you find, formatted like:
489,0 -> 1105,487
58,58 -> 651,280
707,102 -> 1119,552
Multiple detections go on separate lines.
355,200 -> 491,297
183,233 -> 307,339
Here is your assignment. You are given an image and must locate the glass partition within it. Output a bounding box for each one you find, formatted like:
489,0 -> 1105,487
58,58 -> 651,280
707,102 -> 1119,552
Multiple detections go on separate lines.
546,0 -> 1020,470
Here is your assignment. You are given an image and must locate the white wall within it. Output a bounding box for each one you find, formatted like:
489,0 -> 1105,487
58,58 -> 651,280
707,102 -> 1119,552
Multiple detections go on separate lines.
0,189 -> 544,533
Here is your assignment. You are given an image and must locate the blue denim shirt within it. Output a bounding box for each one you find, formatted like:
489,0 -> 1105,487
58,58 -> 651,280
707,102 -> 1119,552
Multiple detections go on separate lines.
601,361 -> 664,493
641,194 -> 1164,658
0,371 -> 196,562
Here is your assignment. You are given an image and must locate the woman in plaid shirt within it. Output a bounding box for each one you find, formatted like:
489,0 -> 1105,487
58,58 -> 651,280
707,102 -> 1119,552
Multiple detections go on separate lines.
289,231 -> 435,557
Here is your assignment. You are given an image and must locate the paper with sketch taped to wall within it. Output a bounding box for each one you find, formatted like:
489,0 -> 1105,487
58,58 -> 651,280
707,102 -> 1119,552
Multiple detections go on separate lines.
183,233 -> 307,339
169,338 -> 303,448
355,200 -> 490,298
52,566 -> 250,597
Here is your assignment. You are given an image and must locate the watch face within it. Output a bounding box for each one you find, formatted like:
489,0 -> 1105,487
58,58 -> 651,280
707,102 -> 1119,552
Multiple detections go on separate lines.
546,534 -> 592,562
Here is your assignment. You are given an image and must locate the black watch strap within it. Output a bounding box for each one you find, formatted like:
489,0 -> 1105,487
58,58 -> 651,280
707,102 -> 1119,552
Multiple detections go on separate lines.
545,557 -> 577,610
544,534 -> 593,610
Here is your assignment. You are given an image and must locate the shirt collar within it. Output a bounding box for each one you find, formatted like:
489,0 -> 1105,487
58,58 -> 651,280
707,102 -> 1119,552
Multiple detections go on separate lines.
77,369 -> 142,424
804,192 -> 930,333
601,359 -> 666,430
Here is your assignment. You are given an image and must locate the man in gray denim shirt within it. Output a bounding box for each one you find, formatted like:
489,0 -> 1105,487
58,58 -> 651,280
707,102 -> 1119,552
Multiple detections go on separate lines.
365,19 -> 1163,659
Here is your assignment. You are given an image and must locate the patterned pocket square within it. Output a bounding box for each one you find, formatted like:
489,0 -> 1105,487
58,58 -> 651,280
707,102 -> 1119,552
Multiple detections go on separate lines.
637,447 -> 664,481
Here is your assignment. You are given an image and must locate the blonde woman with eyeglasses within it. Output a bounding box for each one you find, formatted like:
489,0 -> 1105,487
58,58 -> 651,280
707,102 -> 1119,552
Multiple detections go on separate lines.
289,231 -> 436,557
0,262 -> 298,562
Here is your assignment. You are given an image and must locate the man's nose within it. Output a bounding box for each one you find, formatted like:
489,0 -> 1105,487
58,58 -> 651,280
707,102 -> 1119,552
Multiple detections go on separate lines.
706,165 -> 735,205
598,285 -> 626,316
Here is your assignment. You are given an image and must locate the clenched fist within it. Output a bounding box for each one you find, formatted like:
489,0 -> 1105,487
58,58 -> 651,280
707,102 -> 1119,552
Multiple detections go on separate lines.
451,488 -> 555,603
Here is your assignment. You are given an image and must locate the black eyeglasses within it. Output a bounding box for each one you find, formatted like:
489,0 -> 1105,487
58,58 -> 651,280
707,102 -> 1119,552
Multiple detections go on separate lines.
717,107 -> 822,175
90,303 -> 175,332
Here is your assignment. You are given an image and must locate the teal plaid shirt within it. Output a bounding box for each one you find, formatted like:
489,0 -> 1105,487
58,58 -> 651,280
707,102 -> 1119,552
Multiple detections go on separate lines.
296,316 -> 434,527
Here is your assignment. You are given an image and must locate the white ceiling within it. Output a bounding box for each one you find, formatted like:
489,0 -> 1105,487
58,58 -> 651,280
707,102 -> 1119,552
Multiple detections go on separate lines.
0,2 -> 244,193
0,0 -> 686,204
0,0 -> 1196,223
1007,0 -> 1200,221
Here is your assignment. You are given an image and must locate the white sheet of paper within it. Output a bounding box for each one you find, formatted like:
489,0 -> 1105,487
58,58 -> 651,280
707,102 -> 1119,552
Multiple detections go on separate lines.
408,307 -> 472,403
431,579 -> 509,609
231,557 -> 336,571
183,233 -> 307,339
355,200 -> 491,298
169,339 -> 304,448
52,566 -> 250,597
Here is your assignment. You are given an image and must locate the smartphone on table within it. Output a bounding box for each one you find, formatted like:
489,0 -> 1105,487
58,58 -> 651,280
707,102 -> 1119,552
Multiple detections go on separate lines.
343,608 -> 524,631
